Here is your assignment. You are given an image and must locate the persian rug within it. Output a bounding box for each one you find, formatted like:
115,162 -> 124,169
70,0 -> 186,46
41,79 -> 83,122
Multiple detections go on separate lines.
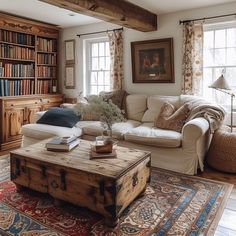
0,155 -> 233,236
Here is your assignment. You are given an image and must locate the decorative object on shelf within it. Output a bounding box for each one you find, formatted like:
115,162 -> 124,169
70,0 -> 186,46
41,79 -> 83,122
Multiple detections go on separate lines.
65,39 -> 75,64
75,95 -> 125,138
65,64 -> 75,89
209,71 -> 235,132
131,38 -> 174,83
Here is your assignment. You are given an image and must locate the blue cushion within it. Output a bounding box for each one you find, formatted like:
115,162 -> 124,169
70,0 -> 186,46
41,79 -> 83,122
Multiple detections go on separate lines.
37,107 -> 80,128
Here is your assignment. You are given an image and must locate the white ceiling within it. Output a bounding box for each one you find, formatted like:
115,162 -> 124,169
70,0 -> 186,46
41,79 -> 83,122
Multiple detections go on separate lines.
128,0 -> 236,14
0,0 -> 235,28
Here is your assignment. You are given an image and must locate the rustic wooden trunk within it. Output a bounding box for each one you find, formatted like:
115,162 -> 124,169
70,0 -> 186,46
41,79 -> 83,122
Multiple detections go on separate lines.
10,139 -> 151,225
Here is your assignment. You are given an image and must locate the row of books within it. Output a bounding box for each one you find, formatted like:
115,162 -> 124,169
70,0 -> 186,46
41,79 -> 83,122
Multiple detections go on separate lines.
0,44 -> 34,60
37,38 -> 57,52
37,66 -> 56,78
0,29 -> 34,46
0,62 -> 34,77
0,79 -> 35,96
37,79 -> 55,94
37,53 -> 56,64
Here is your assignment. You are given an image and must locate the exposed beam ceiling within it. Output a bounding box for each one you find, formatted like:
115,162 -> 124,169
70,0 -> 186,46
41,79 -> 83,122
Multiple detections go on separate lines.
39,0 -> 157,32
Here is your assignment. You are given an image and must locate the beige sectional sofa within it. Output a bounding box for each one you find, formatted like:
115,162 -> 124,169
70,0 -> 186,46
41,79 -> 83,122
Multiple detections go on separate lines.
21,94 -> 213,175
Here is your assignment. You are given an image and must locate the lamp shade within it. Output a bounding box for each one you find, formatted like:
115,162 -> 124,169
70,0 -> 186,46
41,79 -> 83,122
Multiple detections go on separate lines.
209,74 -> 231,90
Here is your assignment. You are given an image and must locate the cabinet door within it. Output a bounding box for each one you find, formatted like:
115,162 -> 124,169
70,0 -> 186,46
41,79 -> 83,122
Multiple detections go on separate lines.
26,105 -> 42,124
4,108 -> 24,142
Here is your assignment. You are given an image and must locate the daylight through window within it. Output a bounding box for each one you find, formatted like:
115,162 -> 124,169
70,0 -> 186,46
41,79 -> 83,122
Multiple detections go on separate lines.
85,38 -> 111,95
202,21 -> 236,108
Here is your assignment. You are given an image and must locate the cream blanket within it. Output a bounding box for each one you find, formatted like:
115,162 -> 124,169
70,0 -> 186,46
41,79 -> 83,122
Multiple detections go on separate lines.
185,98 -> 226,133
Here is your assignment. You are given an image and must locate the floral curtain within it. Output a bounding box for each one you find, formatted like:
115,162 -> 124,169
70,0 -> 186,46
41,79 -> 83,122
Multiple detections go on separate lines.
108,31 -> 124,90
181,23 -> 203,95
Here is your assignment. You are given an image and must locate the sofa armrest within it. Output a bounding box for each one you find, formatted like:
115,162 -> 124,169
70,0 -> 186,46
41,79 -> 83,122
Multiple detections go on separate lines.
182,117 -> 209,149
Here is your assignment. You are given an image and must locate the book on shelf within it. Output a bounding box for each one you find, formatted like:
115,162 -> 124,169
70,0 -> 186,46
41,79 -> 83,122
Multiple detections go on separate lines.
0,44 -> 34,60
0,29 -> 34,46
46,137 -> 80,151
0,79 -> 35,96
37,37 -> 56,52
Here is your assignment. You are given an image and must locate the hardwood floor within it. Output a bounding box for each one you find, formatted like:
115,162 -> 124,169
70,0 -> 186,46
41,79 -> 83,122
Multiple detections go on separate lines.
199,165 -> 236,236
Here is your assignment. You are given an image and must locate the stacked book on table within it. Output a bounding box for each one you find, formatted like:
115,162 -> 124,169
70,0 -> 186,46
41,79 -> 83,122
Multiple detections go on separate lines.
46,136 -> 80,151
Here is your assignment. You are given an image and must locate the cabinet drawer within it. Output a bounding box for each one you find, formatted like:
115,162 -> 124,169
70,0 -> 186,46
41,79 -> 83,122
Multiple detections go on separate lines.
42,96 -> 63,104
5,99 -> 41,108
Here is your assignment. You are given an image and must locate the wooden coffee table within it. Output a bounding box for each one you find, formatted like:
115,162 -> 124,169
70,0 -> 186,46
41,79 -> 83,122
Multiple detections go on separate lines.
10,139 -> 151,226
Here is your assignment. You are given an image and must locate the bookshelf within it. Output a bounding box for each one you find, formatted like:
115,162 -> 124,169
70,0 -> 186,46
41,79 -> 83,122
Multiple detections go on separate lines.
0,12 -> 59,96
0,13 -> 63,152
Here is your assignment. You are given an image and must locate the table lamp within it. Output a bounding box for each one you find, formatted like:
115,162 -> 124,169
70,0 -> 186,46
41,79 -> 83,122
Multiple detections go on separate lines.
209,73 -> 235,132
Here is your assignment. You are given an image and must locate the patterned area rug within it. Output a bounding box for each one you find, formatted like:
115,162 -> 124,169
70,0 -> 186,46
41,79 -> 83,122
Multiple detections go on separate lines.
0,155 -> 233,236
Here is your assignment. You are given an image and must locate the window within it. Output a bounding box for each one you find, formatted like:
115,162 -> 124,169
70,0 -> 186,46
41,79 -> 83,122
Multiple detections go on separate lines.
202,21 -> 236,107
84,38 -> 111,95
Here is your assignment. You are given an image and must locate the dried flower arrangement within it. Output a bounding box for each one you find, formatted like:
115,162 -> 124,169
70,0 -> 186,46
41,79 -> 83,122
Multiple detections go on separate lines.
74,95 -> 125,137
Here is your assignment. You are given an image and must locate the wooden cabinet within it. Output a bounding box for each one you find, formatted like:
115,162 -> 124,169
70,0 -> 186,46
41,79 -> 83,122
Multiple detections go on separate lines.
0,94 -> 63,151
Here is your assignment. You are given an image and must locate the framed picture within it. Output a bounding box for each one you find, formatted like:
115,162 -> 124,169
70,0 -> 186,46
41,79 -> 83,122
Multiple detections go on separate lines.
65,64 -> 75,89
131,38 -> 175,83
65,39 -> 75,64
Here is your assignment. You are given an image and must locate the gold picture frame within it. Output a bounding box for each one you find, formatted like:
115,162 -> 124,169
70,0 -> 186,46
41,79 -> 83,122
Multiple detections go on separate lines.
65,64 -> 75,89
131,38 -> 175,83
65,39 -> 75,64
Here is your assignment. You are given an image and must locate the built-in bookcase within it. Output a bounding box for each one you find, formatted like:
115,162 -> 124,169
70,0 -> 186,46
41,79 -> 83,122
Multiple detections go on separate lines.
0,13 -> 59,97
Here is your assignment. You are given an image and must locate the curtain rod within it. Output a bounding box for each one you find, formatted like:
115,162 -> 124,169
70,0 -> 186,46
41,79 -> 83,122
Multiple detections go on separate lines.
179,13 -> 236,25
77,27 -> 123,37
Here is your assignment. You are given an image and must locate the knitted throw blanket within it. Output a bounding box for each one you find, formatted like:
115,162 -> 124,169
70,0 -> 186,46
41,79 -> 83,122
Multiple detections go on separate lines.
186,100 -> 226,133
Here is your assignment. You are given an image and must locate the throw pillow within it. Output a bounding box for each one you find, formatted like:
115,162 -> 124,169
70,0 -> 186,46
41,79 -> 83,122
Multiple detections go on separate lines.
37,107 -> 80,128
99,90 -> 129,117
155,103 -> 190,132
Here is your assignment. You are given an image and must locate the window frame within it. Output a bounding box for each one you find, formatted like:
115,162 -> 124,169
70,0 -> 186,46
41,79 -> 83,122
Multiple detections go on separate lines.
84,36 -> 111,96
202,21 -> 236,107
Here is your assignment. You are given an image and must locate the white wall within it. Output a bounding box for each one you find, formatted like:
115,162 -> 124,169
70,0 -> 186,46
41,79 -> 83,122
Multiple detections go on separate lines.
59,2 -> 236,98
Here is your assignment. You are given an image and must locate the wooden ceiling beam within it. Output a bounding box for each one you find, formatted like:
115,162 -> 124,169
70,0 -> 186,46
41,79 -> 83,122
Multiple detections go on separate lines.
40,0 -> 157,32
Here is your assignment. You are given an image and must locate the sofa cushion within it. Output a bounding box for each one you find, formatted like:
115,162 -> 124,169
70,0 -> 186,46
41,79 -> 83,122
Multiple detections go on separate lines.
37,108 -> 80,128
124,123 -> 182,148
78,120 -> 141,140
142,95 -> 180,122
126,95 -> 147,121
22,123 -> 82,140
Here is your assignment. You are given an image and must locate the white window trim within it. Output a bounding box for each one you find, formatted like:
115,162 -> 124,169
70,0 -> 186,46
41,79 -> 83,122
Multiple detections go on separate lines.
202,21 -> 236,108
83,36 -> 110,96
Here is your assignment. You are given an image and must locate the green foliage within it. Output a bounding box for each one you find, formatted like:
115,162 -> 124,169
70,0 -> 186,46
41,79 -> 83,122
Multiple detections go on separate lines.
75,95 -> 125,130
